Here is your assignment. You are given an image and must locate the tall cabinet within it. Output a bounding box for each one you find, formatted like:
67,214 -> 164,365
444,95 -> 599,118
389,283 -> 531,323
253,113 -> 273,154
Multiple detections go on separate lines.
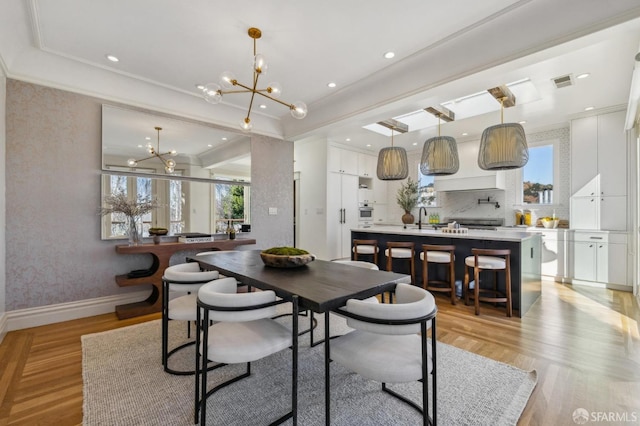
569,110 -> 631,289
570,111 -> 627,231
327,171 -> 359,259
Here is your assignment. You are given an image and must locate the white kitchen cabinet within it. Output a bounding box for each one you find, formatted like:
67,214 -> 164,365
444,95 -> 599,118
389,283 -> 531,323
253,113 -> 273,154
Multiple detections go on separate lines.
570,231 -> 629,287
357,153 -> 376,177
328,146 -> 358,175
372,179 -> 388,204
327,172 -> 359,259
570,111 -> 628,231
530,229 -> 567,281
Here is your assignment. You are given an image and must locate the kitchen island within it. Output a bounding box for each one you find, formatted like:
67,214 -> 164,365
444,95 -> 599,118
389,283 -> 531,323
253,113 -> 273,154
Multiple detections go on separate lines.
352,226 -> 542,317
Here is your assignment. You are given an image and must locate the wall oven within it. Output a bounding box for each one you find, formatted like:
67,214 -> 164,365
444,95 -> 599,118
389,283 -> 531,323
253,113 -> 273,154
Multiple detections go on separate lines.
358,204 -> 373,221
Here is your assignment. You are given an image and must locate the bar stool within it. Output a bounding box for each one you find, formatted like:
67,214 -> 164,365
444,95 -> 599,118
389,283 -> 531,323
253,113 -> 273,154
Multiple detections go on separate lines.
385,241 -> 415,285
463,248 -> 512,317
420,244 -> 456,304
352,239 -> 379,265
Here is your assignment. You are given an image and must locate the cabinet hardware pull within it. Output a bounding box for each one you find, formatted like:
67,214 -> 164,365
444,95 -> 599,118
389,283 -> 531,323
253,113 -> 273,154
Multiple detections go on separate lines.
589,236 -> 603,240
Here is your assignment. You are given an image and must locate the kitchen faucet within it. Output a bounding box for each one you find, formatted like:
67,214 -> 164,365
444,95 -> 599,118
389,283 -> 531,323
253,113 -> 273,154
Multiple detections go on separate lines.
418,207 -> 428,230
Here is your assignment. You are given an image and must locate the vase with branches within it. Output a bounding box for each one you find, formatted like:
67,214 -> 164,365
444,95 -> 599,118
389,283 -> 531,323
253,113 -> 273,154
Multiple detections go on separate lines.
99,193 -> 158,245
396,177 -> 419,225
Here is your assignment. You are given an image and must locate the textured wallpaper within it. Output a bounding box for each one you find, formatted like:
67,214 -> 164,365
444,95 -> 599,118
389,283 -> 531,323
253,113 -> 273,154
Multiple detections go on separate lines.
0,76 -> 6,315
5,80 -> 290,310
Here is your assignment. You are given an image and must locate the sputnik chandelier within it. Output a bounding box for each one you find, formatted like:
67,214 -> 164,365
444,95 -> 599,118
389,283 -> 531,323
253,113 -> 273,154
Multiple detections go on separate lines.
127,127 -> 177,173
201,27 -> 308,132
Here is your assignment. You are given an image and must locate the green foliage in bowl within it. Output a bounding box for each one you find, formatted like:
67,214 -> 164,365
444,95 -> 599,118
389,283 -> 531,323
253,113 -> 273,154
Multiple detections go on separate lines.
262,247 -> 309,256
260,247 -> 315,268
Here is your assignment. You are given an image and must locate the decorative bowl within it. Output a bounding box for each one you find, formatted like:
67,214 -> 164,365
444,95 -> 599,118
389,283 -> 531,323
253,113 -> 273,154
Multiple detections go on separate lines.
148,228 -> 169,236
260,250 -> 316,268
541,219 -> 559,229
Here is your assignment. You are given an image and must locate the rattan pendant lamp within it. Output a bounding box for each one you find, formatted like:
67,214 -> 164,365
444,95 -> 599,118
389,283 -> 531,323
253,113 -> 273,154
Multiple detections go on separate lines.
420,106 -> 459,175
478,85 -> 529,170
376,119 -> 409,180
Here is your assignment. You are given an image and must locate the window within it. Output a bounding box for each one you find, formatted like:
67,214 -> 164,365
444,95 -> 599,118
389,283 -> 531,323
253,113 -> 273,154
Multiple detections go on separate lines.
418,166 -> 437,206
214,183 -> 250,233
520,140 -> 558,204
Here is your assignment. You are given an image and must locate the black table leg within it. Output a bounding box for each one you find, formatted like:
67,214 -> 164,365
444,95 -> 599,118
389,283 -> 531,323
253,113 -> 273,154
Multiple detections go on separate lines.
324,311 -> 330,425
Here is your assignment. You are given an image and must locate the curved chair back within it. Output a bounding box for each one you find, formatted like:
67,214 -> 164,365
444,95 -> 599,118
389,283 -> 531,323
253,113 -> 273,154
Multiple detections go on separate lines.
333,260 -> 379,270
163,262 -> 219,292
344,283 -> 435,335
198,278 -> 277,322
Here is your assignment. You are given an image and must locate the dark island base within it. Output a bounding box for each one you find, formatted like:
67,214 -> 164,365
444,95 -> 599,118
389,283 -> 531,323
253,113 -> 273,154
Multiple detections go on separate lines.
352,230 -> 541,318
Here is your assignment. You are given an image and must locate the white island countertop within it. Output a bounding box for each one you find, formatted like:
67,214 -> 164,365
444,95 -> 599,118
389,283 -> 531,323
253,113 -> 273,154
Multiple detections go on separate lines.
352,225 -> 538,242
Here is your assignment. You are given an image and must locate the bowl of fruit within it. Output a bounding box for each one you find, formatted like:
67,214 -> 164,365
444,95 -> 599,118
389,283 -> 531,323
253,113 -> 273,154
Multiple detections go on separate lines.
540,217 -> 559,228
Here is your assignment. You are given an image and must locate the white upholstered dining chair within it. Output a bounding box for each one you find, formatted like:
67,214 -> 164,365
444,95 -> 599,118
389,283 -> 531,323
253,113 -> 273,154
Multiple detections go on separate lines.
161,262 -> 220,375
330,283 -> 438,425
195,278 -> 298,425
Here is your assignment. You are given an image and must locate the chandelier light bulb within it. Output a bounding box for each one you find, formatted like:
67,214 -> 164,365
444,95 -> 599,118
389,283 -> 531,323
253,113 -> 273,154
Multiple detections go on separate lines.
267,82 -> 282,98
290,101 -> 308,119
253,54 -> 268,74
240,118 -> 253,132
220,71 -> 237,89
127,158 -> 137,167
165,166 -> 174,173
203,83 -> 223,104
166,159 -> 176,168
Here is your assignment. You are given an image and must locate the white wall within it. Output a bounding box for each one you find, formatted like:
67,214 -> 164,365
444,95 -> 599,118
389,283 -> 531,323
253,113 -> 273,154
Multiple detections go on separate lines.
293,139 -> 328,258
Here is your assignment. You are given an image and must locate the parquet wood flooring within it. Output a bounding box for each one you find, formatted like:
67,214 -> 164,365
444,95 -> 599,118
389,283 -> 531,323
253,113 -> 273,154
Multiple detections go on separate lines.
0,281 -> 638,425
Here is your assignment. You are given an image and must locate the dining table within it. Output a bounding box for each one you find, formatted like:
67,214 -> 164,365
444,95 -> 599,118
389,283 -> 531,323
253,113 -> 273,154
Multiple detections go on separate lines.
189,249 -> 410,425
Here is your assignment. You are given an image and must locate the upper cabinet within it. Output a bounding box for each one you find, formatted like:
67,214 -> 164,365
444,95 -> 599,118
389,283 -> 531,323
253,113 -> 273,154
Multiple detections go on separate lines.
570,111 -> 628,231
434,140 -> 505,192
328,146 -> 358,175
357,153 -> 376,178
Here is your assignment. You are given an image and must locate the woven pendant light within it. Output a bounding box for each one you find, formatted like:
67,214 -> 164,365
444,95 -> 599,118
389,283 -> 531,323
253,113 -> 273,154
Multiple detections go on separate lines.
420,107 -> 459,175
478,86 -> 528,170
376,119 -> 409,180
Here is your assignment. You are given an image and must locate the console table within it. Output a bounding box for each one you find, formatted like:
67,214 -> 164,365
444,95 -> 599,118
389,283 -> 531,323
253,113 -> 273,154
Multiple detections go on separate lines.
114,238 -> 256,319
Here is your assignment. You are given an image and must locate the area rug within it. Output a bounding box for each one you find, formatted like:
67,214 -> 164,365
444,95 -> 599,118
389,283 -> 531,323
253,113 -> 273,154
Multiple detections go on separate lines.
82,312 -> 536,425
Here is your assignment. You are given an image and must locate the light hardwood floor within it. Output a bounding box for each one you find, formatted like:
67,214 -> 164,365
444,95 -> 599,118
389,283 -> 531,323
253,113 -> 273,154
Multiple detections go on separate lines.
0,281 -> 638,425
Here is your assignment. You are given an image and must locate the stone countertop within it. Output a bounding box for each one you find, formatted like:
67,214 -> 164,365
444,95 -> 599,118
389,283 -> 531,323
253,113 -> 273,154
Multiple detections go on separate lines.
352,225 -> 538,242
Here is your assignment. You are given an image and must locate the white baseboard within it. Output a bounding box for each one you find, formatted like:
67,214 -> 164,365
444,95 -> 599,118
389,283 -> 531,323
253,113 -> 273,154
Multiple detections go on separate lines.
4,291 -> 150,332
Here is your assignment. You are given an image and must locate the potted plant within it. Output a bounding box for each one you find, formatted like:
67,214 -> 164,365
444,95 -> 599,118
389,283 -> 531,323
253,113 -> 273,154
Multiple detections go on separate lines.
396,177 -> 419,225
99,193 -> 158,245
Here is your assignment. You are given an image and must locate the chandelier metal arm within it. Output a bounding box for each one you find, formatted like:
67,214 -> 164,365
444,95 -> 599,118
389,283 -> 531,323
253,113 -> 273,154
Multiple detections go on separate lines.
232,81 -> 295,110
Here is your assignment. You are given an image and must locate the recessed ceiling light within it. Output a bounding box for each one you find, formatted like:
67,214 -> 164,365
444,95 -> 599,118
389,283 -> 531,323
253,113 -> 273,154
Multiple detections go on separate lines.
145,136 -> 151,140
259,104 -> 267,109
576,73 -> 590,79
106,54 -> 119,62
195,84 -> 205,90
137,144 -> 143,148
412,142 -> 418,146
519,120 -> 527,124
345,138 -> 351,142
462,132 -> 468,136
585,106 -> 595,111
327,82 -> 337,88
222,137 -> 228,141
383,51 -> 395,59
366,144 -> 371,147
207,144 -> 212,147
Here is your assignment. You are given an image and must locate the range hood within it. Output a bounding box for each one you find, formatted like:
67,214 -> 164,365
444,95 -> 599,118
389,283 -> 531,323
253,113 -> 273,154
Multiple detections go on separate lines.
433,140 -> 506,192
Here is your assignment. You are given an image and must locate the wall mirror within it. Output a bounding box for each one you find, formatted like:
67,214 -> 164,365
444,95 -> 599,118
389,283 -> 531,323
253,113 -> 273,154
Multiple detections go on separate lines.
102,105 -> 251,180
101,105 -> 252,240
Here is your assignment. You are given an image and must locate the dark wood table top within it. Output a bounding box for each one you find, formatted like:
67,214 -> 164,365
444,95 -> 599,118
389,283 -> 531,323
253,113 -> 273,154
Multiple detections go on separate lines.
190,250 -> 408,312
